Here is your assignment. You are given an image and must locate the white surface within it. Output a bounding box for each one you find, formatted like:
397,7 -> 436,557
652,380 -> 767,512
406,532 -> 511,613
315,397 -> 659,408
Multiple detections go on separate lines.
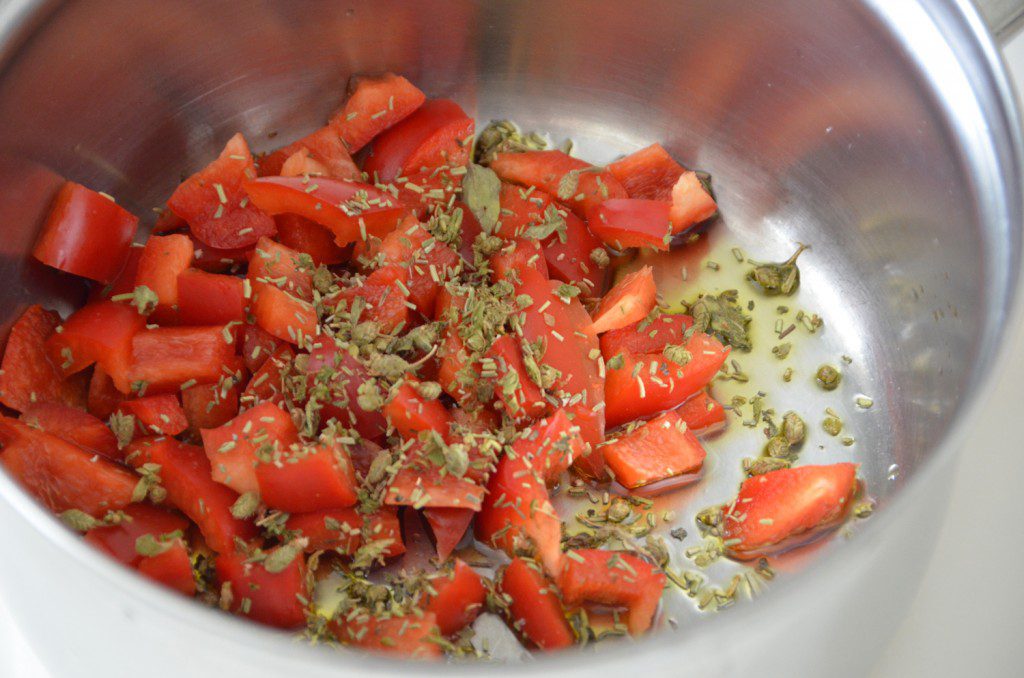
2,27 -> 1024,678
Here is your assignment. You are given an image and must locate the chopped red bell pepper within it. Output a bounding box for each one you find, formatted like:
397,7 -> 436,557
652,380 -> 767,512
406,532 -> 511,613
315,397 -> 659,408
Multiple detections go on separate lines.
423,507 -> 475,560
167,133 -> 276,250
602,410 -> 705,493
599,313 -> 693,359
259,125 -> 361,180
285,506 -> 404,557
425,559 -> 487,636
393,167 -> 465,218
490,150 -> 627,218
46,300 -> 146,393
607,143 -> 686,201
330,73 -> 426,153
181,381 -> 239,432
475,452 -> 562,576
87,367 -> 126,420
668,171 -> 717,232
274,214 -> 349,266
332,612 -> 441,659
201,401 -> 300,496
302,342 -> 388,441
134,234 -> 194,322
368,216 -> 460,316
175,269 -> 247,326
512,409 -> 584,485
19,402 -> 120,462
0,305 -> 88,413
32,182 -> 139,284
589,266 -> 657,335
484,334 -> 548,424
247,236 -> 313,301
385,378 -> 452,442
363,99 -> 474,182
255,440 -> 358,513
604,331 -> 729,428
136,541 -> 196,596
586,199 -> 672,250
84,503 -> 189,568
90,245 -> 144,301
385,442 -> 485,511
559,549 -> 664,636
126,325 -> 241,394
243,177 -> 406,246
721,463 -> 859,560
251,283 -> 318,346
331,264 -> 410,333
676,391 -> 725,431
498,558 -> 574,650
241,344 -> 293,408
189,237 -> 252,274
241,323 -> 283,372
0,417 -> 137,517
117,394 -> 189,436
214,548 -> 308,629
125,437 -> 257,552
152,209 -> 186,235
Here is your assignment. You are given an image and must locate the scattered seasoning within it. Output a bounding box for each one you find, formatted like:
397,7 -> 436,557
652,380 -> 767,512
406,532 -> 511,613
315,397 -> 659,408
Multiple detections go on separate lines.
815,364 -> 842,391
855,395 -> 874,409
746,243 -> 808,295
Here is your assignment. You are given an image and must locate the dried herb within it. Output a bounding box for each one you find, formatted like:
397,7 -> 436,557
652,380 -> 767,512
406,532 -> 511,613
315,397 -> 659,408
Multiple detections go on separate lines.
747,244 -> 808,296
461,164 -> 501,233
230,492 -> 260,520
687,290 -> 752,351
474,120 -> 547,165
815,364 -> 842,391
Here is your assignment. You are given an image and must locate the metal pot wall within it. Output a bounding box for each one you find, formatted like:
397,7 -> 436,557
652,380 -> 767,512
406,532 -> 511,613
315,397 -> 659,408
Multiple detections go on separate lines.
0,1 -> 1020,676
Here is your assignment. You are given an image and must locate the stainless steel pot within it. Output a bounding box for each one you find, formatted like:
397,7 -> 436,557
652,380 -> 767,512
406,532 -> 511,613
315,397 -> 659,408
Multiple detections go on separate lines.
0,1 -> 1020,676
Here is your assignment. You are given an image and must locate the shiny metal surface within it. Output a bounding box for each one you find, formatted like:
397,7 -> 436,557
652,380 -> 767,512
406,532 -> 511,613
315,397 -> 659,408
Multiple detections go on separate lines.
0,1 -> 1019,676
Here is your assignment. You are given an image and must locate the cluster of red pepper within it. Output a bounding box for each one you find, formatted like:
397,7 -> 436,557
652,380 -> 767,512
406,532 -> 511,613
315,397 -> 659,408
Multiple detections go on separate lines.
0,73 -> 860,657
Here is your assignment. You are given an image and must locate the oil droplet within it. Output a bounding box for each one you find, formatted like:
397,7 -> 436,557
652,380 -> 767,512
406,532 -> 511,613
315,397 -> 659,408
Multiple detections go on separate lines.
886,464 -> 900,482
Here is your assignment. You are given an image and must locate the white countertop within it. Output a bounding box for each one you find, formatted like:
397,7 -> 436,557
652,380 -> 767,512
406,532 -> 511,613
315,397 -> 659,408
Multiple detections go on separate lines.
3,21 -> 1024,678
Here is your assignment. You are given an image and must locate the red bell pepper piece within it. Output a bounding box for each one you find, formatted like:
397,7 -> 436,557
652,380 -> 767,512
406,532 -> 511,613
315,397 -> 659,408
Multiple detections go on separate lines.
0,305 -> 88,413
586,198 -> 672,250
484,335 -> 548,424
175,269 -> 247,326
0,417 -> 137,517
602,410 -> 705,493
425,559 -> 487,636
721,463 -> 859,560
152,209 -> 186,234
285,507 -> 404,557
201,401 -> 300,496
363,99 -> 474,182
84,503 -> 189,568
136,542 -> 196,596
259,124 -> 361,180
134,234 -> 194,322
423,507 -> 475,561
599,313 -> 693,359
490,150 -> 627,218
332,612 -> 441,659
604,331 -> 729,428
385,442 -> 485,511
676,391 -> 725,431
512,409 -> 584,485
125,437 -> 257,552
331,264 -> 410,333
90,245 -> 144,301
87,367 -> 126,420
367,216 -> 460,316
243,177 -> 405,246
494,183 -> 606,294
303,342 -> 387,442
607,143 -> 686,201
454,199 -> 483,264
255,440 -> 358,513
241,344 -> 293,408
588,266 -> 657,335
19,402 -> 119,462
274,214 -> 349,266
668,171 -> 717,232
475,452 -> 562,576
251,284 -> 318,346
32,182 -> 139,284
167,133 -> 276,250
181,381 -> 239,432
384,378 -> 452,442
498,558 -> 574,650
117,394 -> 189,436
241,323 -> 283,372
214,548 -> 308,629
189,237 -> 252,274
330,73 -> 426,153
127,325 -> 240,394
559,549 -> 665,636
247,236 -> 313,301
46,301 -> 146,393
